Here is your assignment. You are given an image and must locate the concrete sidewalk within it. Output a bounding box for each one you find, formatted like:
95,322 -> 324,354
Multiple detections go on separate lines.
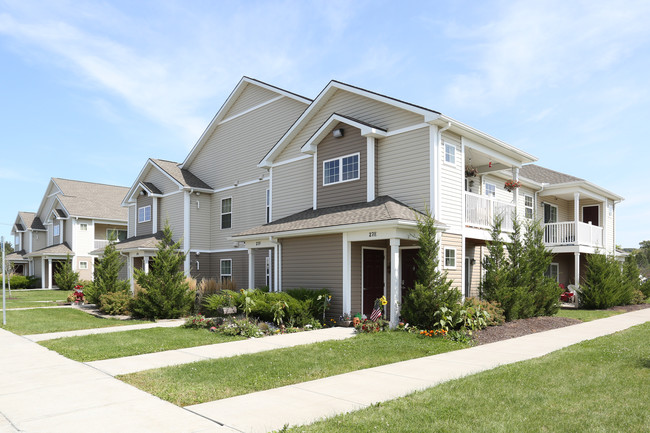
24,319 -> 186,342
88,327 -> 357,376
187,308 -> 650,433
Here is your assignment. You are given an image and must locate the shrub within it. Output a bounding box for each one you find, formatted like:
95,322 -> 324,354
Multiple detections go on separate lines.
9,275 -> 33,289
89,241 -> 129,307
53,255 -> 79,291
631,290 -> 646,305
579,253 -> 628,309
640,279 -> 650,300
622,255 -> 641,305
194,278 -> 219,314
463,297 -> 505,326
98,292 -> 132,315
183,314 -> 217,329
355,319 -> 389,333
284,288 -> 331,319
220,317 -> 264,338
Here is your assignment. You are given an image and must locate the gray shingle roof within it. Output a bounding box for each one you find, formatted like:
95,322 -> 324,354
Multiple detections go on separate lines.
18,212 -> 46,231
151,159 -> 212,190
142,182 -> 162,195
519,164 -> 583,185
14,223 -> 24,232
234,196 -> 422,237
103,232 -> 165,254
6,250 -> 27,261
25,242 -> 73,257
52,178 -> 129,221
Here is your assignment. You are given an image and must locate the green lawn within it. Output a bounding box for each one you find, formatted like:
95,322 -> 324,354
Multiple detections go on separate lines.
2,289 -> 70,309
41,327 -> 244,361
286,322 -> 650,433
120,332 -> 468,406
555,308 -> 623,322
0,308 -> 149,335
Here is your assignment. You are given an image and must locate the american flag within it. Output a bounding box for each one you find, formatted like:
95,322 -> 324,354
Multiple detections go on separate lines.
370,308 -> 382,321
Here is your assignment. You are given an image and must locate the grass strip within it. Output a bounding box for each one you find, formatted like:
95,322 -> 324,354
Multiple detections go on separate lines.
120,332 -> 467,406
1,308 -> 149,335
41,327 -> 244,361
286,322 -> 650,433
555,308 -> 622,322
3,289 -> 70,309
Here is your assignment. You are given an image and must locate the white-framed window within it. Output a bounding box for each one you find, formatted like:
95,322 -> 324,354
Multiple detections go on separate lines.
80,223 -> 88,231
485,183 -> 496,197
524,195 -> 534,219
545,263 -> 559,282
53,224 -> 60,236
323,153 -> 360,185
15,235 -> 20,249
444,143 -> 455,165
220,259 -> 232,282
107,229 -> 127,242
221,197 -> 232,229
138,205 -> 151,223
266,189 -> 271,223
79,261 -> 89,270
444,247 -> 456,269
543,203 -> 558,224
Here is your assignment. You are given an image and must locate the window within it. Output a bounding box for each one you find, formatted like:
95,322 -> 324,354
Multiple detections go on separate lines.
80,223 -> 88,231
543,203 -> 558,223
220,259 -> 232,282
221,198 -> 232,229
524,195 -> 534,219
15,235 -> 20,249
444,143 -> 455,164
79,261 -> 88,270
545,263 -> 559,282
107,229 -> 127,242
53,224 -> 60,236
323,153 -> 360,185
444,248 -> 456,269
266,189 -> 271,223
485,183 -> 496,197
138,206 -> 151,223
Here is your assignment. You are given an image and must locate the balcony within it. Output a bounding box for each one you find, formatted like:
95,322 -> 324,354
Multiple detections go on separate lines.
543,221 -> 604,248
465,192 -> 515,232
94,239 -> 111,250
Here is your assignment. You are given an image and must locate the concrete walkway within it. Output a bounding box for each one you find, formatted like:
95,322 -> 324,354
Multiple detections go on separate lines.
23,319 -> 186,342
187,308 -> 650,433
88,327 -> 357,376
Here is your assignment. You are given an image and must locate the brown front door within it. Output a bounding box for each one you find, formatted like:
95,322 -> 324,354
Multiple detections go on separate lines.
363,249 -> 384,315
401,248 -> 419,300
583,206 -> 599,226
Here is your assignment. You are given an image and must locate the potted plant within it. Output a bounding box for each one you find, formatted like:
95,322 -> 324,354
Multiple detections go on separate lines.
504,179 -> 521,192
218,291 -> 237,315
465,166 -> 478,178
338,313 -> 352,327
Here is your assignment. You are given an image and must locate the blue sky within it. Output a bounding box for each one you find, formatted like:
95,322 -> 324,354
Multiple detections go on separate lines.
1,0 -> 649,248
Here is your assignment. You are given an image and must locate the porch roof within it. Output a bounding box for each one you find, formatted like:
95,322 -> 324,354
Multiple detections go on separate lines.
94,232 -> 165,255
519,164 -> 582,184
25,242 -> 73,258
150,159 -> 212,190
234,196 -> 426,238
6,250 -> 28,262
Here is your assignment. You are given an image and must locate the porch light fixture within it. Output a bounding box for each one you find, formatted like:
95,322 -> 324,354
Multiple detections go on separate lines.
333,128 -> 344,138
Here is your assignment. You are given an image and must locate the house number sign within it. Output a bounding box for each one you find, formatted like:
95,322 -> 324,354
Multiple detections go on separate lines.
368,232 -> 377,237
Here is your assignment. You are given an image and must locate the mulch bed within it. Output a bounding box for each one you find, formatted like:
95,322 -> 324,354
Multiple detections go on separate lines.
472,303 -> 650,345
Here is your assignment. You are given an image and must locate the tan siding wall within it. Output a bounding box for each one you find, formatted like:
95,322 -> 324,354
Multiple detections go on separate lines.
224,84 -> 283,118
158,192 -> 184,243
377,127 -> 429,212
144,166 -> 179,194
482,174 -> 515,204
189,252 -> 212,281
209,251 -> 248,289
190,193 -> 212,250
440,131 -> 463,229
211,181 -> 268,250
517,186 -> 536,221
441,233 -> 462,292
76,256 -> 92,281
271,158 -> 313,221
136,195 -> 154,236
281,234 -> 343,314
187,97 -> 307,190
64,219 -> 73,244
317,124 -> 366,208
128,206 -> 136,238
276,89 -> 424,163
32,231 -> 46,251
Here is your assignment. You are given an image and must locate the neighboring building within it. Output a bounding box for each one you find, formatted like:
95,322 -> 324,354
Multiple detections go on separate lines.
9,178 -> 129,288
113,77 -> 622,325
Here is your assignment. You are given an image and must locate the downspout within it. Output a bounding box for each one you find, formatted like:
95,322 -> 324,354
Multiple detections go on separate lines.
534,182 -> 548,221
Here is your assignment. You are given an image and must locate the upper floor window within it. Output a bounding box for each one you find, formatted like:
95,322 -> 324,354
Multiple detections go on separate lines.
220,259 -> 232,282
53,224 -> 60,236
80,223 -> 88,231
138,206 -> 151,223
543,203 -> 558,224
323,153 -> 359,186
524,195 -> 534,219
107,229 -> 127,242
221,198 -> 232,229
444,143 -> 455,165
15,235 -> 20,249
266,189 -> 271,223
485,183 -> 496,197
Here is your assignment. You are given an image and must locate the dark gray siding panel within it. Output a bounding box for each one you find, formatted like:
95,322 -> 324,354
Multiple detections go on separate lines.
209,250 -> 248,289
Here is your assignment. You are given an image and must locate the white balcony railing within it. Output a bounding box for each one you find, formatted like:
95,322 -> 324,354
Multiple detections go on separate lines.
465,193 -> 516,232
94,239 -> 111,250
544,221 -> 604,248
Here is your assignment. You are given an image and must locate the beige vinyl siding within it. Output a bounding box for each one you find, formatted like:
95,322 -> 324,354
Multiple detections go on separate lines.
441,233 -> 462,292
440,132 -> 463,228
32,231 -> 46,251
211,181 -> 268,250
281,234 -> 343,315
223,84 -> 283,119
190,193 -> 212,250
539,197 -> 571,223
128,206 -> 136,238
136,195 -> 154,236
517,185 -> 536,220
377,127 -> 429,212
271,158 -> 313,221
76,256 -> 92,281
187,97 -> 307,190
209,251 -> 248,289
317,124 -> 366,208
276,89 -> 424,163
158,192 -> 184,243
144,166 -> 179,194
482,174 -> 514,205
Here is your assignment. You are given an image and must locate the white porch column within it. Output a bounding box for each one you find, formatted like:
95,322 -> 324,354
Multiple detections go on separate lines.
574,192 -> 580,244
342,233 -> 352,315
390,238 -> 401,329
152,197 -> 158,233
41,258 -> 45,288
574,252 -> 581,289
129,255 -> 134,293
248,249 -> 255,289
273,244 -> 279,292
143,256 -> 149,274
47,258 -> 52,289
367,137 -> 376,202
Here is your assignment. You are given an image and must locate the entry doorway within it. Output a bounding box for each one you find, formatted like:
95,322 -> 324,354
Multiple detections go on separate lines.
464,257 -> 472,298
362,248 -> 385,316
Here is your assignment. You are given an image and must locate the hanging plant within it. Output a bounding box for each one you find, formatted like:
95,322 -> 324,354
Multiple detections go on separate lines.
465,166 -> 478,178
504,179 -> 521,192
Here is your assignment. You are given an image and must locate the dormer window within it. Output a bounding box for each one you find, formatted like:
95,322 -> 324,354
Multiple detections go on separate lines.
323,153 -> 360,186
53,224 -> 60,236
